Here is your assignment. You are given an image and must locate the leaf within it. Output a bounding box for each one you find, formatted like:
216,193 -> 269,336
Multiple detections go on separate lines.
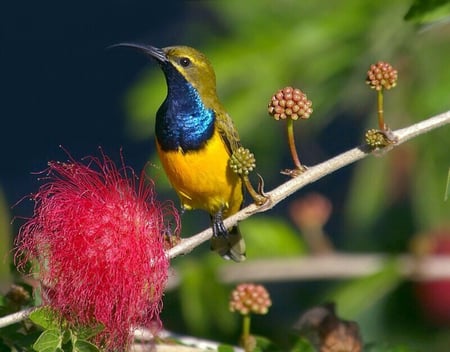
404,0 -> 450,24
217,344 -> 236,352
73,339 -> 100,352
254,335 -> 280,351
29,307 -> 60,330
75,323 -> 104,340
32,329 -> 63,352
289,337 -> 316,352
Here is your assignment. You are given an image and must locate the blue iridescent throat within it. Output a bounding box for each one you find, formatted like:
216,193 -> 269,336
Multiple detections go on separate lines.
155,66 -> 215,152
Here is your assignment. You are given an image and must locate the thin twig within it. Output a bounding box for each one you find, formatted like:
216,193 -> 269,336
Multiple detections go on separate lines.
168,110 -> 450,259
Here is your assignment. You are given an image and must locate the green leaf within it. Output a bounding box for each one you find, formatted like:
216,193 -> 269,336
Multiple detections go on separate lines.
404,0 -> 450,24
32,329 -> 63,352
217,344 -> 236,352
254,335 -> 280,351
289,337 -> 316,352
75,324 -> 104,340
29,307 -> 60,330
73,339 -> 100,352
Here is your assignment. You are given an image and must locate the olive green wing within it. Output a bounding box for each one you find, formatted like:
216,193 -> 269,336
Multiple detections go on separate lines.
215,110 -> 242,155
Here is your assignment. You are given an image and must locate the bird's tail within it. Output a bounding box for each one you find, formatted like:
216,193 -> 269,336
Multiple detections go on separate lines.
210,224 -> 246,262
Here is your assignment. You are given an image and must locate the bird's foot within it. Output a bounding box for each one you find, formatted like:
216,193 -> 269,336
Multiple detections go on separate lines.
280,165 -> 308,178
211,209 -> 228,238
242,173 -> 269,206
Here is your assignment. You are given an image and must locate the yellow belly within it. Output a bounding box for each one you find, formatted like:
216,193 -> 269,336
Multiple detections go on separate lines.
156,129 -> 243,217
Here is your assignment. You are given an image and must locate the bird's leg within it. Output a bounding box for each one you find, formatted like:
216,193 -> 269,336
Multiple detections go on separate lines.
242,174 -> 268,206
162,222 -> 181,249
211,209 -> 228,238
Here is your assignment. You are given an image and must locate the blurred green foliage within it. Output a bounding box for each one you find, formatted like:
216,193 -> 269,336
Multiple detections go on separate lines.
122,0 -> 450,349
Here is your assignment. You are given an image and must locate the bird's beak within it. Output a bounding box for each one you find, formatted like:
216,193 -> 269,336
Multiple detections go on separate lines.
110,43 -> 168,63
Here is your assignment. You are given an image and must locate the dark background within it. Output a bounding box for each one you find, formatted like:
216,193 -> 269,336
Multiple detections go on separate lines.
1,2 -> 190,205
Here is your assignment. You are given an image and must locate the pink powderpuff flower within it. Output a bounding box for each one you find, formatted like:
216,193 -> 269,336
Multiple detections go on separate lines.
15,150 -> 180,351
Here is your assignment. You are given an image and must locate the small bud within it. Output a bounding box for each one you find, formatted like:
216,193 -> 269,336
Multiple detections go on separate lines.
268,87 -> 313,120
366,61 -> 398,91
365,128 -> 388,148
229,147 -> 256,176
365,128 -> 398,149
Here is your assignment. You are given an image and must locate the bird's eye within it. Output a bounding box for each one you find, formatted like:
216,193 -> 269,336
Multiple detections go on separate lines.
179,57 -> 191,67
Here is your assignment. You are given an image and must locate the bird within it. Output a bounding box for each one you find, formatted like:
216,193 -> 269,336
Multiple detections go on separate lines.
116,43 -> 246,261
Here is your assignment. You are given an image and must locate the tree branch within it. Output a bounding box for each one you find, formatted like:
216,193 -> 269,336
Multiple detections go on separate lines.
219,254 -> 450,283
0,307 -> 35,329
168,110 -> 450,259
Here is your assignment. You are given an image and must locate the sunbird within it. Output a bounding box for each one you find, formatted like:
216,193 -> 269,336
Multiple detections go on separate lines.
117,44 -> 246,261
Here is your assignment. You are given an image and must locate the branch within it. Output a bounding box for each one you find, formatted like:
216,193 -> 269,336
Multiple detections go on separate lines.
219,254 -> 450,283
133,328 -> 243,351
168,110 -> 450,259
0,307 -> 35,329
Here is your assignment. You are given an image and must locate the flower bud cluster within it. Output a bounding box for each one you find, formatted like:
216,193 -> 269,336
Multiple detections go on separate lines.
229,147 -> 256,176
366,61 -> 398,91
268,86 -> 312,120
229,283 -> 272,315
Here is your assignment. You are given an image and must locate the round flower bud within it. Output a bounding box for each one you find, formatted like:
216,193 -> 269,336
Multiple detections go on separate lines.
268,87 -> 313,120
365,128 -> 388,148
366,61 -> 398,91
229,147 -> 256,176
365,128 -> 398,148
229,283 -> 272,315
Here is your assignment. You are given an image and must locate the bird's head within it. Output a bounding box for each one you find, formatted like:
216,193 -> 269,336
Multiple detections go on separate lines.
113,43 -> 218,102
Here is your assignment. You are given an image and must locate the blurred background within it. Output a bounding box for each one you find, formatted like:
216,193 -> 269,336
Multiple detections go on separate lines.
1,0 -> 450,350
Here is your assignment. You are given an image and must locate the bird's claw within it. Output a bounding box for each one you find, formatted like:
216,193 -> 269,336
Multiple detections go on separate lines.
211,210 -> 227,238
280,165 -> 308,178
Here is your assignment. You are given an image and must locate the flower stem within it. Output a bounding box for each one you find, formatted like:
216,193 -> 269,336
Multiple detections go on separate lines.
241,314 -> 252,352
377,89 -> 385,130
286,119 -> 302,169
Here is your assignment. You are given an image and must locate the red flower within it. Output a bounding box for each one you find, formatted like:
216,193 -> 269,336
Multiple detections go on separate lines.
15,151 -> 180,351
